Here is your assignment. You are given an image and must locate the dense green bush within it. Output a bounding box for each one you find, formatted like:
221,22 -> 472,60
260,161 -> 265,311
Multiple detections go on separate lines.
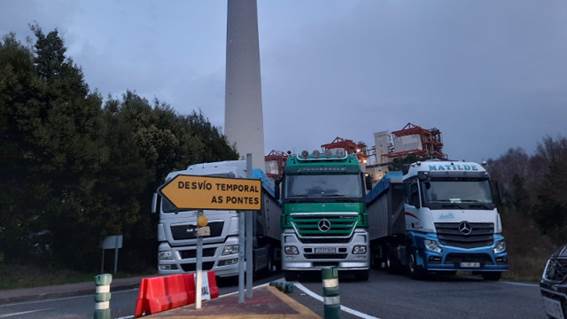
487,137 -> 567,279
0,26 -> 237,271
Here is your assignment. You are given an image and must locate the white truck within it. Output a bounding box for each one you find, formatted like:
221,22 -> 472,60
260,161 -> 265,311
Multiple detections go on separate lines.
367,160 -> 509,280
151,160 -> 281,277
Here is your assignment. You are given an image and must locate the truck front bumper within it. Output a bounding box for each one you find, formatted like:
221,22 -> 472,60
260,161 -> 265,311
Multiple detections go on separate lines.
281,229 -> 369,271
410,231 -> 509,272
158,236 -> 240,278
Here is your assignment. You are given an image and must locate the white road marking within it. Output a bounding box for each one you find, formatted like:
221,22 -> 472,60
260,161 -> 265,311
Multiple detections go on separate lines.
0,288 -> 138,308
501,281 -> 539,287
0,308 -> 52,318
294,282 -> 381,319
115,316 -> 134,319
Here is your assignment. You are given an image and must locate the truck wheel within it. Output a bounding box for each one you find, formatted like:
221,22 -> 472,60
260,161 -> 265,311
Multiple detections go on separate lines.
354,270 -> 369,281
284,271 -> 299,281
385,253 -> 401,274
271,248 -> 281,272
263,255 -> 274,274
481,272 -> 501,281
408,252 -> 426,280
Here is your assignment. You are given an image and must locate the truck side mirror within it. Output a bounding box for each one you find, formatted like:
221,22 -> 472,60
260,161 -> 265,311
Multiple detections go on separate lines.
492,181 -> 502,206
151,193 -> 159,214
274,180 -> 281,200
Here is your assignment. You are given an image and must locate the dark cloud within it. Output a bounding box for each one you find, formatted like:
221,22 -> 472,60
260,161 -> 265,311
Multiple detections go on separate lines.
260,0 -> 567,160
2,0 -> 566,161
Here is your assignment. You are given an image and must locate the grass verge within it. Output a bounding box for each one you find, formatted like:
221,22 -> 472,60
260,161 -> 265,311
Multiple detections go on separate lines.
0,263 -> 147,290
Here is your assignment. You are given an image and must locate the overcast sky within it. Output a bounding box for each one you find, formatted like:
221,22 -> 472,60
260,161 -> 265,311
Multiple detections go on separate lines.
2,0 -> 566,161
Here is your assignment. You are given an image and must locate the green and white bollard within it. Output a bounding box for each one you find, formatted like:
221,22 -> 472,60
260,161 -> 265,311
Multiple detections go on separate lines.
94,273 -> 112,319
322,267 -> 340,319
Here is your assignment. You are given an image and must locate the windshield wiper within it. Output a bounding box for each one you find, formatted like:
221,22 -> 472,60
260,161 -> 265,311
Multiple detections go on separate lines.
459,200 -> 494,209
289,194 -> 311,197
429,200 -> 466,209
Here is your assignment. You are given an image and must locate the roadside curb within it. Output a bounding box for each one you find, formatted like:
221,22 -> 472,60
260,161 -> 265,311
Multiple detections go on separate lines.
0,277 -> 141,305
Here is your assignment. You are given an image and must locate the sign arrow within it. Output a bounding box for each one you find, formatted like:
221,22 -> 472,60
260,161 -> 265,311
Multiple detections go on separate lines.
159,174 -> 262,211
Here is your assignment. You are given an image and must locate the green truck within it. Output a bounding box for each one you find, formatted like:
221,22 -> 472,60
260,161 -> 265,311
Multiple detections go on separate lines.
276,149 -> 370,280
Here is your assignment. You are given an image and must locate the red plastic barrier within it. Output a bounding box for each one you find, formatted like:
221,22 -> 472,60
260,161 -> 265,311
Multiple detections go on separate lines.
207,271 -> 219,299
134,271 -> 218,317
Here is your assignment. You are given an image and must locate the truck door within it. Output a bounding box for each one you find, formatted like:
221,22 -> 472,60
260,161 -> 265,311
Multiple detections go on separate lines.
404,179 -> 422,231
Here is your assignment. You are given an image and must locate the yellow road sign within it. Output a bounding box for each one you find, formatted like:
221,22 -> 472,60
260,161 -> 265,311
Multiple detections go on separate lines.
159,175 -> 262,211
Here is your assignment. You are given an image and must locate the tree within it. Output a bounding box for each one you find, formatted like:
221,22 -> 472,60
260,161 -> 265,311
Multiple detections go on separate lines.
0,26 -> 238,271
531,137 -> 567,242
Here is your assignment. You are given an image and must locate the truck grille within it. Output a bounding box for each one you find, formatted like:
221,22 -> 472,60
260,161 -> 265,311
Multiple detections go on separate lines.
435,222 -> 494,248
545,258 -> 567,282
171,222 -> 224,240
290,213 -> 358,238
180,262 -> 215,272
179,248 -> 217,259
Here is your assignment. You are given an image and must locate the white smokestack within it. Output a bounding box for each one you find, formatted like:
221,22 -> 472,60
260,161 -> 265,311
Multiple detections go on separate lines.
224,0 -> 265,169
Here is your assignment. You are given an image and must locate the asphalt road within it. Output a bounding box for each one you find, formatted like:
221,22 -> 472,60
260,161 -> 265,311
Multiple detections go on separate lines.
0,271 -> 545,319
290,271 -> 546,319
0,275 -> 280,319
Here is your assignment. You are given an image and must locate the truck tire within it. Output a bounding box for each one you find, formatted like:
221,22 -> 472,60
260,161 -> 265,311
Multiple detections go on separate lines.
408,252 -> 426,280
385,254 -> 394,273
385,253 -> 402,274
481,272 -> 501,281
284,271 -> 299,281
354,270 -> 369,281
271,248 -> 281,272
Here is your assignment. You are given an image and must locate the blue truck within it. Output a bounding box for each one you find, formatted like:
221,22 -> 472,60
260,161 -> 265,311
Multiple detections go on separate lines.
366,160 -> 509,280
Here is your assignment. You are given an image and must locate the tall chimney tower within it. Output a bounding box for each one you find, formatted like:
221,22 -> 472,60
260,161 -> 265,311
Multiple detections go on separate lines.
224,0 -> 265,169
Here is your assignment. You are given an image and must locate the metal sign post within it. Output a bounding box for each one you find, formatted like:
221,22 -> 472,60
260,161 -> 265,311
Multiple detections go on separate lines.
245,211 -> 253,298
100,235 -> 123,274
245,153 -> 254,298
195,210 -> 204,310
238,208 -> 245,304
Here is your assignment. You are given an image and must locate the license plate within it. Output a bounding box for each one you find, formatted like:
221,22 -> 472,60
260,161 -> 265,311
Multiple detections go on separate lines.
196,226 -> 211,237
460,262 -> 480,268
314,247 -> 336,254
543,296 -> 565,319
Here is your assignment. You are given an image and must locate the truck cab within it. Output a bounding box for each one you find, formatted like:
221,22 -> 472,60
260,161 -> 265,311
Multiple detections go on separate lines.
368,160 -> 509,280
279,149 -> 370,280
153,160 -> 281,277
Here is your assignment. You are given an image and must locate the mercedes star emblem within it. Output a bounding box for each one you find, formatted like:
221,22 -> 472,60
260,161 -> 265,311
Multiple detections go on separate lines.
318,219 -> 331,232
458,221 -> 472,235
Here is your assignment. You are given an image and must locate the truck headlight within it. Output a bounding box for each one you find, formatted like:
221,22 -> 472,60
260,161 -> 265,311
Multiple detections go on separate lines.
493,240 -> 506,254
159,251 -> 174,260
352,245 -> 367,254
284,245 -> 299,255
222,244 -> 239,255
424,239 -> 442,254
159,264 -> 178,271
542,258 -> 560,281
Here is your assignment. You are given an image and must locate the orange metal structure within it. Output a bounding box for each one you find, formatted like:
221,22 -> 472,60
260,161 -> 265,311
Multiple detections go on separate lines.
385,123 -> 446,160
321,137 -> 368,164
264,150 -> 289,179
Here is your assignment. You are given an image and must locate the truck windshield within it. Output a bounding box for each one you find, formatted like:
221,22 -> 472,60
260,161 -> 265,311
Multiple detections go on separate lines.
421,178 -> 494,209
285,174 -> 363,200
